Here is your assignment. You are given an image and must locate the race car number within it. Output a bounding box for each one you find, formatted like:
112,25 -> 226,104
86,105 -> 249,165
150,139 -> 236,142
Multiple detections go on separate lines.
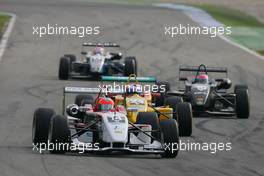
196,85 -> 208,91
107,116 -> 126,123
128,98 -> 145,105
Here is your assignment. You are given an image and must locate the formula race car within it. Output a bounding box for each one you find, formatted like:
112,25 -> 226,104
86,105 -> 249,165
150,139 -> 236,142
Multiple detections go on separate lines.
32,86 -> 179,158
58,42 -> 137,80
100,75 -> 193,136
163,64 -> 250,118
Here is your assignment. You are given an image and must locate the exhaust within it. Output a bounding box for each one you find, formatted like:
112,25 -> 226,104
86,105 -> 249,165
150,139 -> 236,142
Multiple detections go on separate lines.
66,104 -> 79,116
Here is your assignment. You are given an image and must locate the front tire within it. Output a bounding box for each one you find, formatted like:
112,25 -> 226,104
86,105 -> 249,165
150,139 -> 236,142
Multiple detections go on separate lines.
48,115 -> 70,154
136,112 -> 160,140
124,57 -> 137,76
58,57 -> 70,80
136,112 -> 160,139
234,84 -> 248,94
236,88 -> 250,119
64,54 -> 76,64
160,119 -> 179,158
176,102 -> 193,136
32,108 -> 55,145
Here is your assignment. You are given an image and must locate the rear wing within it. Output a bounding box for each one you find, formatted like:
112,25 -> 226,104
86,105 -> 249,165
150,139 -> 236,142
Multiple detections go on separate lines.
82,42 -> 120,47
63,86 -> 124,94
179,65 -> 227,73
62,86 -> 124,114
101,76 -> 157,83
64,87 -> 102,94
179,65 -> 228,81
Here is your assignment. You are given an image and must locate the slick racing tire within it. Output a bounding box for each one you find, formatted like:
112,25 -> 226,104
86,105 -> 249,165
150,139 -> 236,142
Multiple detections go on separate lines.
48,115 -> 70,154
236,88 -> 250,119
160,119 -> 179,158
75,94 -> 94,106
155,93 -> 166,107
32,108 -> 55,145
136,112 -> 160,140
164,96 -> 183,120
58,57 -> 70,80
234,84 -> 248,94
156,81 -> 171,92
176,102 -> 193,136
124,57 -> 137,76
64,54 -> 76,64
155,81 -> 171,106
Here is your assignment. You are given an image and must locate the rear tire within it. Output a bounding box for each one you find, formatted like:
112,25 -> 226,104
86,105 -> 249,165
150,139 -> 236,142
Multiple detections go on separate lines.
160,119 -> 179,158
81,98 -> 94,106
48,115 -> 70,154
164,96 -> 183,120
155,82 -> 171,106
58,57 -> 70,80
156,81 -> 170,92
236,88 -> 250,119
155,94 -> 166,107
75,94 -> 94,106
32,108 -> 55,145
176,102 -> 193,136
136,112 -> 160,140
124,57 -> 137,76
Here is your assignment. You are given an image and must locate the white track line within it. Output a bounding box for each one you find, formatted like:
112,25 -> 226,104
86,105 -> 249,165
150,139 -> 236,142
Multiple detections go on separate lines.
153,3 -> 264,61
0,12 -> 16,62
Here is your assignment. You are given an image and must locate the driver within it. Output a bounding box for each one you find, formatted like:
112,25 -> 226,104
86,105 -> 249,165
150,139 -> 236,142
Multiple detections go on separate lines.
93,46 -> 105,55
195,74 -> 209,84
125,84 -> 142,95
96,97 -> 114,111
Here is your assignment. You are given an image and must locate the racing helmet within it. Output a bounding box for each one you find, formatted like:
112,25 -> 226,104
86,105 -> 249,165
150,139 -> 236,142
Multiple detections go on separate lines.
126,84 -> 142,95
195,74 -> 209,84
93,46 -> 105,55
97,97 -> 114,111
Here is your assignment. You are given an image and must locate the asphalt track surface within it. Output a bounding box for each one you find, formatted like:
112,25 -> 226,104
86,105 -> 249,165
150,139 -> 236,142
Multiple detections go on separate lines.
0,0 -> 264,176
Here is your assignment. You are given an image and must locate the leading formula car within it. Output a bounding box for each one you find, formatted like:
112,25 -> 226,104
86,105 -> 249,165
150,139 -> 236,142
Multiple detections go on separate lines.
58,42 -> 137,80
162,64 -> 250,118
32,86 -> 179,158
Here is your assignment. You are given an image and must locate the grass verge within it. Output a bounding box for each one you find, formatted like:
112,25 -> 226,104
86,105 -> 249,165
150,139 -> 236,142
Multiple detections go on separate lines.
195,4 -> 264,27
0,14 -> 10,37
195,4 -> 264,55
257,50 -> 264,55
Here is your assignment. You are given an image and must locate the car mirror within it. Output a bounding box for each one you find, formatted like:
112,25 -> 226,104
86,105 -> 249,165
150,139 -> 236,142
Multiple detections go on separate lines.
215,78 -> 223,82
179,77 -> 187,81
111,53 -> 122,60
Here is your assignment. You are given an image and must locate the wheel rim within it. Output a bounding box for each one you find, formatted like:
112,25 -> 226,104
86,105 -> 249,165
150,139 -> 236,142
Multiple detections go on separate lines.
32,115 -> 36,142
48,119 -> 53,143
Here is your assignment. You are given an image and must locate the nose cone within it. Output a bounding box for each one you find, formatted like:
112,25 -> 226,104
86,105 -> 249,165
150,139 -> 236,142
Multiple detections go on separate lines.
101,112 -> 128,143
90,55 -> 105,73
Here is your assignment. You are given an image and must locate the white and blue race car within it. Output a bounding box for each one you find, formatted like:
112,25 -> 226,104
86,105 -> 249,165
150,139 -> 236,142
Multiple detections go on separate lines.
58,43 -> 137,80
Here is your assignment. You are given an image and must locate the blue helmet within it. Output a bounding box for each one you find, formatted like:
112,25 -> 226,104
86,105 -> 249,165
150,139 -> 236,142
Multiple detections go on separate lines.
126,84 -> 142,94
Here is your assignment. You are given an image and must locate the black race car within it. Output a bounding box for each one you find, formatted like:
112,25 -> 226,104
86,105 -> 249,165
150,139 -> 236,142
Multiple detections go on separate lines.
158,64 -> 250,118
58,43 -> 137,80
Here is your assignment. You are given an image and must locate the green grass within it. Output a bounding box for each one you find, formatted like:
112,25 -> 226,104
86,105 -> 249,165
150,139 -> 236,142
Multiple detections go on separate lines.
257,50 -> 264,55
0,14 -> 10,36
195,4 -> 264,55
195,4 -> 264,27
